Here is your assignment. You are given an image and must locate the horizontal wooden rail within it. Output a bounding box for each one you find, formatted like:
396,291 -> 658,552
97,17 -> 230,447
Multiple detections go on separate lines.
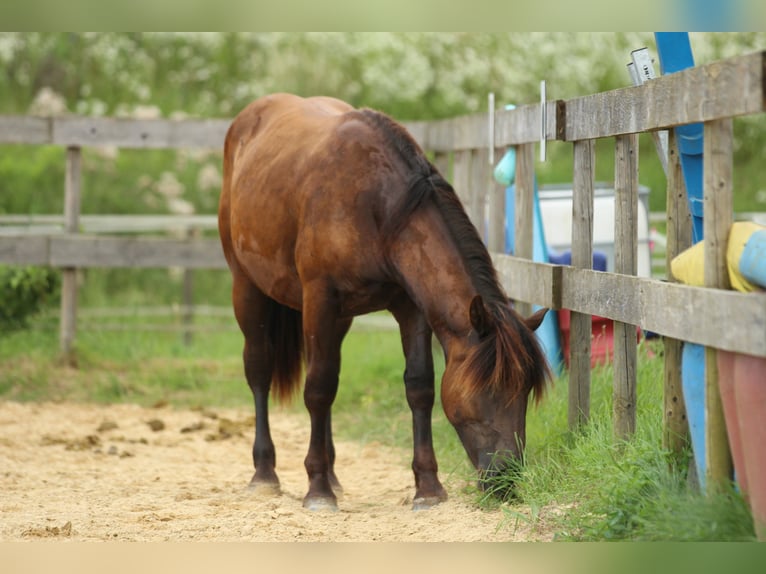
562,50 -> 765,141
406,100 -> 561,150
0,234 -> 227,269
0,214 -> 219,235
6,235 -> 762,356
494,253 -> 766,358
0,116 -> 231,149
1,51 -> 762,153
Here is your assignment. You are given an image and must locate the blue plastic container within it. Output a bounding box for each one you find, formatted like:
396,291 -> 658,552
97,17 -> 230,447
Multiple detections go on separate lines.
682,342 -> 707,489
739,229 -> 766,289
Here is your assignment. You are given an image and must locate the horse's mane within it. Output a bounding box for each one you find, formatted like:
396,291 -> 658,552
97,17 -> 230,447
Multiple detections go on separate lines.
353,108 -> 550,404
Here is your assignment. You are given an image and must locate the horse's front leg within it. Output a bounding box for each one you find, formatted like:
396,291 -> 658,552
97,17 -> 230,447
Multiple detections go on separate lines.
390,298 -> 448,510
301,285 -> 352,511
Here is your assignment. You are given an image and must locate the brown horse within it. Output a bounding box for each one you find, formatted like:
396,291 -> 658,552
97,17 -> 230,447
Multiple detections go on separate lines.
218,93 -> 551,511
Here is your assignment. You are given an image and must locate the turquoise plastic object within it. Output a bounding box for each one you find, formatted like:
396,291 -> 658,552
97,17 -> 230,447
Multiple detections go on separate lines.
493,105 -> 517,187
739,229 -> 766,289
505,182 -> 565,376
493,148 -> 516,187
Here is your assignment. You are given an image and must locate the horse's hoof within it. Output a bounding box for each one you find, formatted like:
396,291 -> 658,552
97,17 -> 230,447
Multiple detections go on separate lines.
412,495 -> 446,511
247,479 -> 281,497
302,496 -> 338,512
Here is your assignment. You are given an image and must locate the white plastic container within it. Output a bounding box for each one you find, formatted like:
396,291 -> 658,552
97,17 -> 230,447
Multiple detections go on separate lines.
537,182 -> 652,277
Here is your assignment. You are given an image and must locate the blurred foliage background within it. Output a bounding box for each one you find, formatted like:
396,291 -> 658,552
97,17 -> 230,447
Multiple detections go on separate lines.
0,32 -> 764,312
1,33 -> 763,120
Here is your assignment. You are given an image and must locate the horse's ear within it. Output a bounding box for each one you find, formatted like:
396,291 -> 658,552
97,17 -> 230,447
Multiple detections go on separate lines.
525,308 -> 549,331
469,295 -> 494,338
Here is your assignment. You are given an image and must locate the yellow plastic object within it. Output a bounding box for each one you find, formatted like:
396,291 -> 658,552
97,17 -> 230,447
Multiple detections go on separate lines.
670,222 -> 766,292
670,241 -> 705,287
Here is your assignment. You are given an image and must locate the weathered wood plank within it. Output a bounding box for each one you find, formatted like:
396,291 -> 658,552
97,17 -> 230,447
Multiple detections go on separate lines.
469,148 -> 489,238
0,235 -> 50,265
60,147 -> 81,360
513,143 -> 535,319
663,131 -> 691,457
613,134 -> 639,440
452,113 -> 484,153
559,267 -> 766,358
403,100 -> 559,151
1,115 -> 232,148
563,51 -> 764,141
493,101 -> 560,147
569,139 -> 595,430
51,117 -> 231,149
432,151 -> 451,181
48,235 -> 227,269
492,254 -> 766,358
0,214 -> 219,235
492,255 -> 562,310
487,147 -> 506,254
416,117 -> 455,153
451,150 -> 472,215
53,117 -> 231,149
403,121 -> 427,149
0,116 -> 52,144
703,120 -> 734,292
704,118 -> 735,492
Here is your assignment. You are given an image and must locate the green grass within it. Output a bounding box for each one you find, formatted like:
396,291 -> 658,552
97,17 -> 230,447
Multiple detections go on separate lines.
483,345 -> 755,541
0,317 -> 756,541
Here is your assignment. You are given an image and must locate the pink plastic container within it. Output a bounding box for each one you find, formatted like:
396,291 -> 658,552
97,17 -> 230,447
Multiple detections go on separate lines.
717,350 -> 766,540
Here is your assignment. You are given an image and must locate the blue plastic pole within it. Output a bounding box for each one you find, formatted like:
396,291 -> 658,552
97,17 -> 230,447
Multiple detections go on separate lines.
654,32 -> 705,244
655,32 -> 708,489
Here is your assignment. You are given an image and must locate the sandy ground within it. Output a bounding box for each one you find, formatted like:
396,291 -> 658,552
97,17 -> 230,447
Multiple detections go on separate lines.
0,400 -> 553,542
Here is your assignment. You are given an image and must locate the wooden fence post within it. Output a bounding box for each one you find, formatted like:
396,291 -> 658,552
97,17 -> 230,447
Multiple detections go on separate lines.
663,131 -> 691,459
433,151 -> 451,182
60,146 -> 81,363
569,139 -> 595,430
513,143 -> 535,318
470,148 -> 489,240
452,150 -> 472,219
613,134 -> 639,440
182,227 -> 198,347
487,146 -> 506,254
703,118 -> 734,493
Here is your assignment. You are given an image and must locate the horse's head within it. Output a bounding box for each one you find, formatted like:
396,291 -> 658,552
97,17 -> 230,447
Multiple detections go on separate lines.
441,296 -> 549,493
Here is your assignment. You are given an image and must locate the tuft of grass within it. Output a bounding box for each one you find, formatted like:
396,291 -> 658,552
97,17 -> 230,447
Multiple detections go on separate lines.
488,342 -> 756,541
0,314 -> 249,407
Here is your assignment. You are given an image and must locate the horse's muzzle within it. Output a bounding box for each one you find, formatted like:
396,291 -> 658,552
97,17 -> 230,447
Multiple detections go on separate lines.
477,452 -> 522,498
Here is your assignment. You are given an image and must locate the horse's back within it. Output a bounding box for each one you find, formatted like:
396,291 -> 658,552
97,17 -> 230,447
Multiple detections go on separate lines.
226,93 -> 352,149
219,94 -> 400,313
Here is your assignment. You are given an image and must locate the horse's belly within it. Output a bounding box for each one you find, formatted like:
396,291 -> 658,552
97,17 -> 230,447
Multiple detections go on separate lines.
232,240 -> 303,309
337,282 -> 403,317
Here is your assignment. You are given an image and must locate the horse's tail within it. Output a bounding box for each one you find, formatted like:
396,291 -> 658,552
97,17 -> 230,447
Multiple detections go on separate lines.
269,302 -> 305,404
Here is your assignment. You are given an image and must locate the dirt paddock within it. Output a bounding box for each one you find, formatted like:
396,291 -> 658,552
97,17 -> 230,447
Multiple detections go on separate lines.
0,401 -> 552,542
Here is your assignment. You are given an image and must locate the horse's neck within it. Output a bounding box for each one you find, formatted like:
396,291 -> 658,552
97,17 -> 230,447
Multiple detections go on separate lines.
387,208 -> 477,353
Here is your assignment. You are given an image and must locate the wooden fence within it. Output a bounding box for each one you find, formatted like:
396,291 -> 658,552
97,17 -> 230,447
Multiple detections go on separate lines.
1,49 -> 765,491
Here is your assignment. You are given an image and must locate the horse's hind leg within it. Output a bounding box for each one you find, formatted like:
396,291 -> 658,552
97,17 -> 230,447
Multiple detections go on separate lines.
232,275 -> 281,495
390,297 -> 448,510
